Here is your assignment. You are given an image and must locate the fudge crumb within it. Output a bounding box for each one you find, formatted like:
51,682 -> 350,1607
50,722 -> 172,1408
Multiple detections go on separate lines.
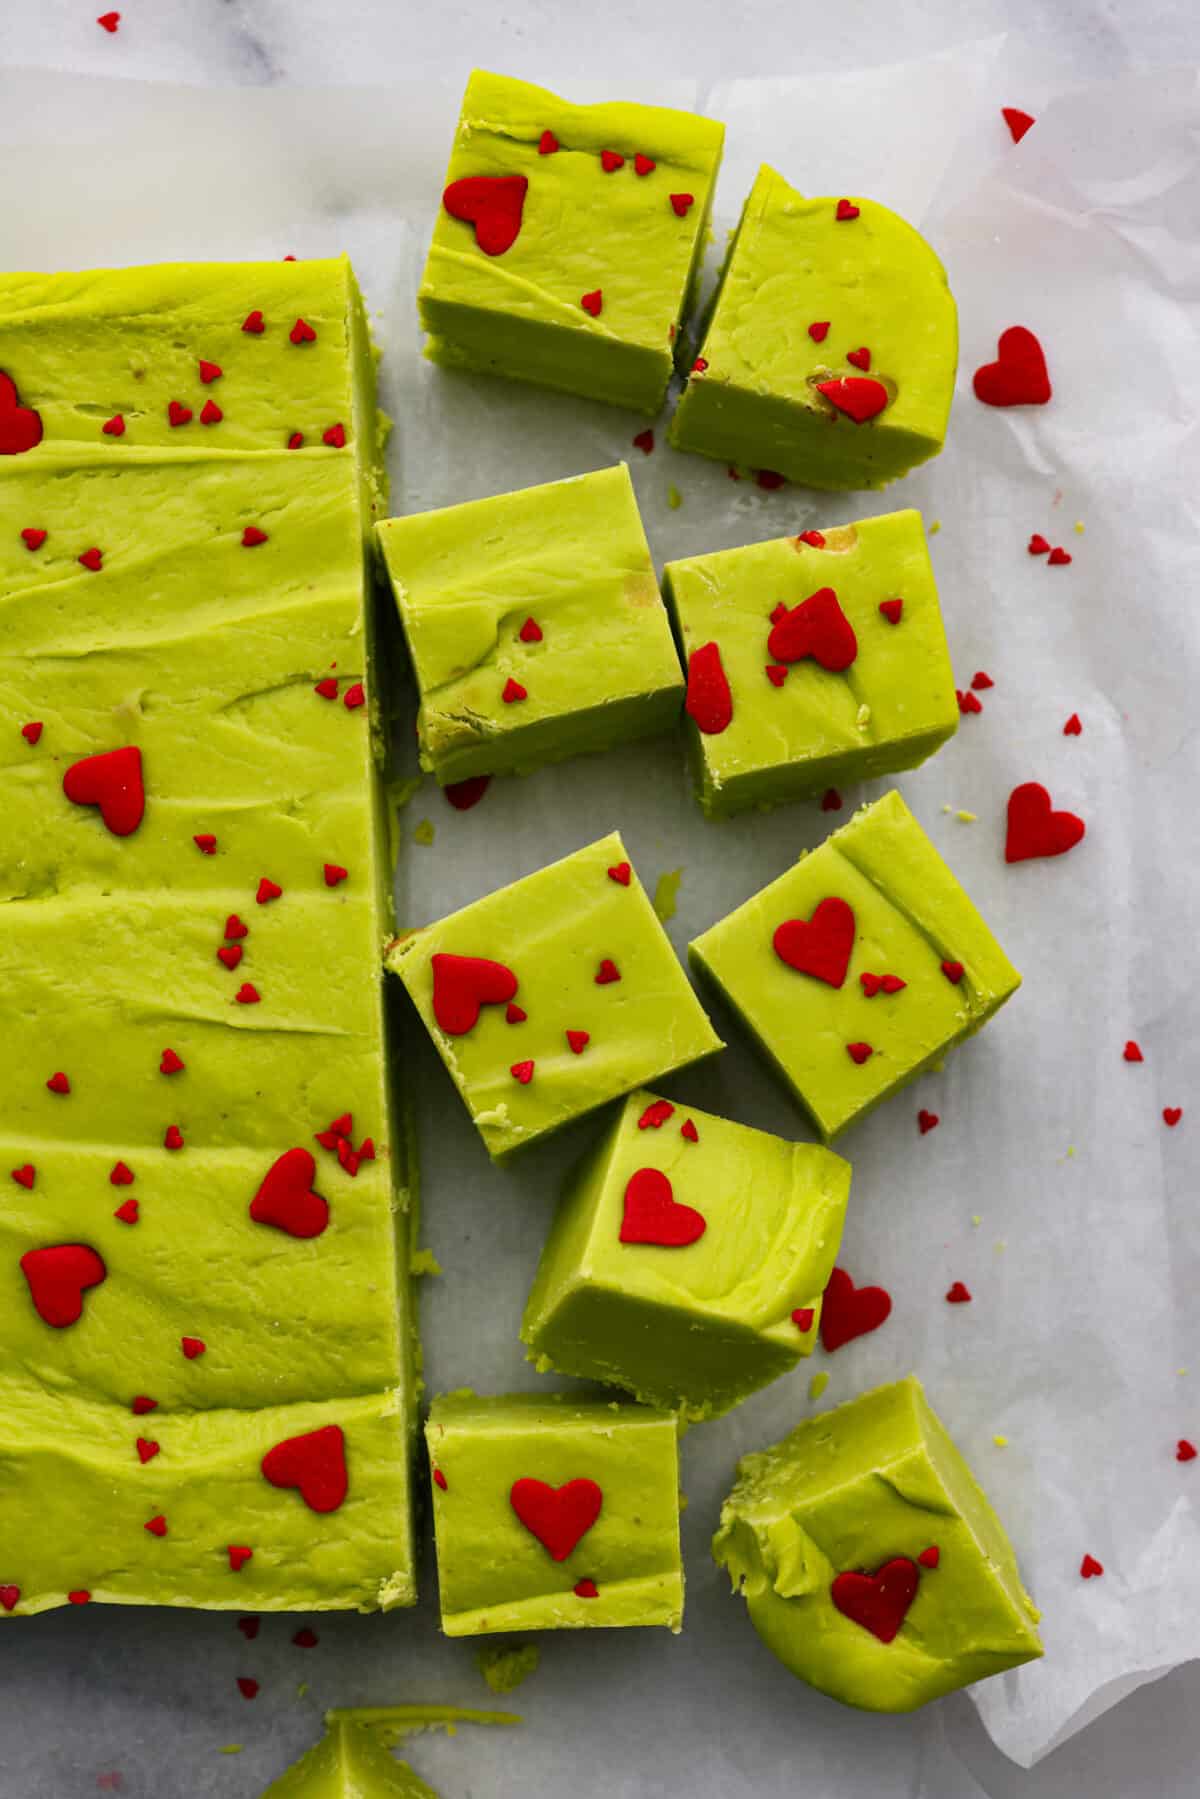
411,1248 -> 442,1278
993,1435 -> 1008,1448
928,520 -> 941,534
476,1642 -> 541,1695
1074,521 -> 1085,534
808,1371 -> 830,1402
653,868 -> 683,922
413,818 -> 435,846
956,810 -> 977,823
667,484 -> 682,511
218,1747 -> 243,1756
856,703 -> 871,730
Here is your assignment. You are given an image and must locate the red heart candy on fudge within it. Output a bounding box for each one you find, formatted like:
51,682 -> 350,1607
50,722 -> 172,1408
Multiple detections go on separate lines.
772,897 -> 856,989
431,952 -> 518,1035
442,175 -> 528,257
972,326 -> 1052,407
20,1243 -> 107,1328
620,1168 -> 707,1248
1005,781 -> 1085,863
831,1557 -> 919,1643
63,746 -> 144,837
510,1476 -> 603,1561
815,377 -> 888,423
0,371 -> 43,455
685,641 -> 733,735
819,1265 -> 892,1352
261,1424 -> 347,1513
249,1147 -> 329,1240
767,588 -> 858,672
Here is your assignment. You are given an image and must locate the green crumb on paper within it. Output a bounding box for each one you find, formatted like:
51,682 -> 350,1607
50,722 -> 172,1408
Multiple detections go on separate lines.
956,810 -> 977,823
218,1745 -> 242,1755
411,1247 -> 442,1278
667,483 -> 682,510
1066,1146 -> 1075,1158
297,1683 -> 309,1699
942,804 -> 953,814
929,520 -> 941,534
809,1370 -> 830,1402
1074,521 -> 1085,534
993,1435 -> 1008,1448
476,1641 -> 541,1695
972,1214 -> 982,1228
413,818 -> 435,847
654,868 -> 683,922
390,774 -> 423,812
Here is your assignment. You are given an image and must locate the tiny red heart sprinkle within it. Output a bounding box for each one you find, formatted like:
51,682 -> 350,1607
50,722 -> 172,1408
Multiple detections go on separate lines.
11,1165 -> 35,1189
511,1060 -> 535,1085
831,1558 -> 917,1643
228,1547 -> 253,1572
1063,713 -> 1083,735
164,1125 -> 184,1151
293,1629 -> 319,1649
1123,1040 -> 1143,1063
973,327 -> 1051,406
343,682 -> 365,710
241,526 -> 268,547
181,1336 -> 206,1359
918,1109 -> 940,1135
608,861 -> 632,886
242,310 -> 265,334
1002,106 -> 1036,143
846,347 -> 871,371
217,944 -> 243,970
21,722 -> 42,745
256,877 -> 282,903
1177,1440 -> 1197,1462
199,400 -> 222,425
193,833 -> 217,854
634,153 -> 656,176
957,689 -> 983,715
566,1030 -> 590,1054
432,952 -> 519,1034
638,1100 -> 675,1130
1048,546 -> 1072,565
941,960 -> 965,984
235,983 -> 260,1005
290,317 -> 317,345
680,1119 -> 698,1143
519,616 -> 543,642
97,11 -> 120,30
144,1515 -> 167,1538
1164,1107 -> 1183,1127
167,401 -> 192,427
620,1167 -> 709,1244
538,130 -> 559,154
506,1003 -> 527,1024
846,1042 -> 874,1065
792,1308 -> 815,1333
878,598 -> 903,624
769,587 -> 858,671
595,959 -> 620,985
198,359 -> 222,384
918,1545 -> 941,1569
323,863 -> 348,887
250,1147 -> 329,1240
600,150 -> 625,172
21,528 -> 47,549
820,1266 -> 893,1352
110,1160 -> 134,1187
797,530 -> 826,548
1028,533 -> 1051,555
971,671 -> 994,690
445,774 -> 490,810
132,1396 -> 158,1415
880,975 -> 906,995
262,1425 -> 347,1514
0,1588 -> 19,1613
1080,1554 -> 1104,1579
946,1281 -> 972,1304
756,469 -> 786,490
686,641 -> 733,735
808,321 -> 830,342
224,914 -> 248,940
236,1678 -> 259,1700
102,414 -> 125,437
581,290 -> 603,317
669,193 -> 694,216
46,1072 -> 71,1095
503,677 -> 528,703
632,429 -> 654,455
78,548 -> 103,571
314,677 -> 338,700
821,788 -> 843,812
835,199 -> 860,221
574,1578 -> 599,1598
0,370 -> 43,454
322,422 -> 346,448
160,1049 -> 184,1075
1005,782 -> 1085,862
287,431 -> 304,449
21,1243 -> 107,1328
511,1477 -> 603,1561
773,897 -> 856,988
765,665 -> 788,687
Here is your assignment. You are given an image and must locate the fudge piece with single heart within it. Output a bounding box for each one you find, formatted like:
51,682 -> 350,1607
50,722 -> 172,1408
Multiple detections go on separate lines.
689,790 -> 1020,1140
376,466 -> 684,787
521,1090 -> 850,1420
425,1391 -> 683,1635
419,70 -> 724,415
664,510 -> 958,817
712,1376 -> 1043,1710
669,166 -> 958,489
386,832 -> 722,1160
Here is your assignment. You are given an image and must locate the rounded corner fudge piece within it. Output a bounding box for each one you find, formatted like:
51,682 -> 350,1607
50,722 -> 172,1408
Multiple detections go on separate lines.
521,1090 -> 850,1419
688,790 -> 1020,1141
664,510 -> 957,817
711,1375 -> 1043,1711
669,166 -> 958,490
424,1391 -> 684,1636
419,69 -> 725,415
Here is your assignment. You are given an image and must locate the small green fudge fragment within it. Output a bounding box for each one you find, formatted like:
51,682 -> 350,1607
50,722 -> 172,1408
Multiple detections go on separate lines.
260,1707 -> 519,1798
375,466 -> 683,786
476,1640 -> 541,1694
711,1376 -> 1043,1712
386,832 -> 722,1160
521,1090 -> 850,1420
689,790 -> 1020,1141
670,166 -> 958,490
427,1392 -> 683,1636
663,511 -> 957,817
419,70 -> 725,414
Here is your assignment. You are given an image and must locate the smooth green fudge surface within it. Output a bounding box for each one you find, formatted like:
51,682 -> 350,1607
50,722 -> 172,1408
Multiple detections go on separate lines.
712,1377 -> 1043,1711
521,1089 -> 850,1419
689,790 -> 1020,1141
419,69 -> 724,414
669,166 -> 958,490
386,832 -> 722,1160
664,510 -> 957,817
426,1392 -> 683,1635
376,465 -> 683,786
0,259 -> 416,1615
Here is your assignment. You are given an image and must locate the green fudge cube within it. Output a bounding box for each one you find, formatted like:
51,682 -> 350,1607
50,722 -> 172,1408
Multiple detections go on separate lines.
426,1392 -> 684,1636
521,1090 -> 850,1420
376,465 -> 684,786
663,510 -> 958,817
419,70 -> 725,414
689,791 -> 1020,1141
386,832 -> 722,1160
669,166 -> 958,490
712,1377 -> 1043,1711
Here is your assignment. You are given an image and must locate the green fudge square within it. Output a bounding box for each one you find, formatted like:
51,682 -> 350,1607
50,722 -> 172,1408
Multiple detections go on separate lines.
712,1377 -> 1043,1711
419,70 -> 725,415
689,791 -> 1020,1141
669,166 -> 958,490
426,1392 -> 684,1635
376,465 -> 684,786
663,509 -> 958,817
385,832 -> 723,1160
521,1089 -> 850,1420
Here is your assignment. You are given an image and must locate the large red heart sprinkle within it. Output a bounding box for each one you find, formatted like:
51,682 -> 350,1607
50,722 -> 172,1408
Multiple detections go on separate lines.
638,1099 -> 675,1129
21,1244 -> 107,1328
511,1060 -> 535,1085
432,952 -> 518,1035
1080,1554 -> 1104,1579
620,1168 -> 706,1247
772,897 -> 856,989
835,199 -> 860,221
1002,106 -> 1036,143
11,1165 -> 35,1189
831,1558 -> 918,1642
768,587 -> 858,671
181,1337 -> 206,1359
78,547 -> 103,571
63,746 -> 144,836
670,193 -> 694,216
1005,782 -> 1085,863
973,327 -> 1051,406
262,1424 -> 348,1513
46,1072 -> 71,1095
846,347 -> 871,371
0,1588 -> 19,1612
445,774 -> 491,810
918,1109 -> 939,1135
510,1477 -> 602,1561
607,861 -> 631,886
290,318 -> 317,345
946,1281 -> 972,1304
443,175 -> 528,256
581,290 -> 603,317
160,1049 -> 184,1074
634,154 -> 655,176
0,371 -> 43,455
686,641 -> 733,735
250,1147 -> 329,1240
229,1548 -> 254,1573
539,130 -> 559,154
102,414 -> 125,437
816,376 -> 889,423
808,322 -> 830,343
600,150 -> 624,172
21,528 -> 46,549
820,1266 -> 892,1352
136,1438 -> 159,1464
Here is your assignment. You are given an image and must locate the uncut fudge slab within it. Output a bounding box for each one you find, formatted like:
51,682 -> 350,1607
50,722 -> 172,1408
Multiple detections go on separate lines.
689,791 -> 1020,1141
521,1089 -> 850,1420
426,1392 -> 683,1635
669,166 -> 958,490
663,509 -> 957,817
0,258 -> 416,1615
376,465 -> 683,786
419,69 -> 724,414
712,1377 -> 1043,1711
386,832 -> 722,1160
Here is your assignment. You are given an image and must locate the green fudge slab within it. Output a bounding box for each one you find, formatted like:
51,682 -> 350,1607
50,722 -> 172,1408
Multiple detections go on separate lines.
376,465 -> 683,786
663,510 -> 957,817
521,1089 -> 850,1420
386,832 -> 722,1160
669,166 -> 958,490
419,69 -> 724,414
712,1377 -> 1043,1711
689,791 -> 1020,1141
426,1392 -> 684,1635
0,258 -> 416,1615
260,1708 -> 519,1798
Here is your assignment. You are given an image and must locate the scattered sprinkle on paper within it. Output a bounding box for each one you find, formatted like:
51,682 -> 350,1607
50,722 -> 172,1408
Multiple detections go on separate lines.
928,520 -> 941,535
413,818 -> 435,846
654,868 -> 683,922
993,1435 -> 1008,1448
956,810 -> 977,823
410,1248 -> 442,1277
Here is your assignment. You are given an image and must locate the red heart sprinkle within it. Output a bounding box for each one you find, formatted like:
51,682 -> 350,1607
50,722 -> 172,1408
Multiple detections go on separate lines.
1177,1440 -> 1197,1462
972,673 -> 994,693
846,1042 -> 873,1064
144,1514 -> 167,1537
164,1126 -> 184,1150
773,897 -> 856,989
821,788 -> 843,812
68,1592 -> 91,1605
314,677 -> 338,699
327,1114 -> 352,1139
336,1139 -> 359,1177
581,290 -> 603,317
1005,782 -> 1085,863
792,1308 -> 815,1332
102,414 -> 125,437
250,1147 -> 329,1240
160,1049 -> 184,1075
820,1266 -> 892,1352
0,370 -> 44,454
538,130 -> 559,154
0,1588 -> 19,1612
1063,713 -> 1082,736
287,431 -> 304,449
135,1436 -> 160,1465
946,1281 -> 972,1303
225,914 -> 248,939
433,1467 -> 448,1490
229,1548 -> 253,1572
323,863 -> 348,887
235,983 -> 260,1005
958,690 -> 983,716
835,199 -> 860,221
1164,1107 -> 1183,1128
973,327 -> 1051,406
322,422 -> 346,448
1048,546 -> 1072,565
566,1030 -> 590,1054
443,174 -> 528,256
600,150 -> 625,172
20,721 -> 42,745
503,677 -> 527,703
97,11 -> 120,30
445,774 -> 490,810
1028,534 -> 1051,555
846,347 -> 871,371
766,665 -> 788,687
21,528 -> 47,549
506,1002 -> 527,1024
755,469 -> 785,490
181,1336 -> 206,1359
193,833 -> 217,854
110,1161 -> 134,1186
595,959 -> 620,985
918,1545 -> 941,1569
46,1072 -> 71,1095
432,952 -> 519,1035
236,1678 -> 259,1700
686,641 -> 733,735
199,400 -> 222,425
632,429 -> 654,455
131,1397 -> 158,1414
670,193 -> 694,216
768,587 -> 858,671
78,548 -> 103,570
256,877 -> 282,903
339,682 -> 364,713
1080,1554 -> 1104,1579
217,944 -> 243,970
11,1165 -> 35,1189
198,359 -> 222,383
634,154 -> 655,176
680,1119 -> 698,1143
510,1476 -> 602,1560
262,1424 -> 347,1513
608,861 -> 632,886
638,1100 -> 675,1129
21,1244 -> 107,1328
519,616 -> 543,642
511,1060 -> 535,1085
918,1109 -> 940,1135
167,401 -> 192,427
1002,106 -> 1036,143
808,321 -> 830,342
242,310 -> 265,334
797,530 -> 826,548
941,960 -> 965,984
293,1628 -> 319,1648
241,526 -> 268,547
620,1167 -> 706,1247
860,973 -> 882,997
1123,1040 -> 1143,1063
877,599 -> 905,627
290,317 -> 317,344
816,376 -> 889,423
574,1578 -> 599,1598
831,1558 -> 918,1642
880,975 -> 905,995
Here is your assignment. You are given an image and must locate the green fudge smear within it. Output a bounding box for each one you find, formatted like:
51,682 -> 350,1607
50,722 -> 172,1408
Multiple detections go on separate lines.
670,166 -> 958,489
260,1707 -> 519,1797
712,1377 -> 1043,1711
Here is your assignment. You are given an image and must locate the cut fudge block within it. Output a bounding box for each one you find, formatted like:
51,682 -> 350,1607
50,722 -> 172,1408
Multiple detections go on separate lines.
663,510 -> 957,817
669,166 -> 958,490
521,1089 -> 850,1419
689,791 -> 1020,1141
425,1392 -> 684,1635
386,832 -> 722,1160
712,1376 -> 1043,1711
376,465 -> 683,786
0,259 -> 415,1615
419,69 -> 724,414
